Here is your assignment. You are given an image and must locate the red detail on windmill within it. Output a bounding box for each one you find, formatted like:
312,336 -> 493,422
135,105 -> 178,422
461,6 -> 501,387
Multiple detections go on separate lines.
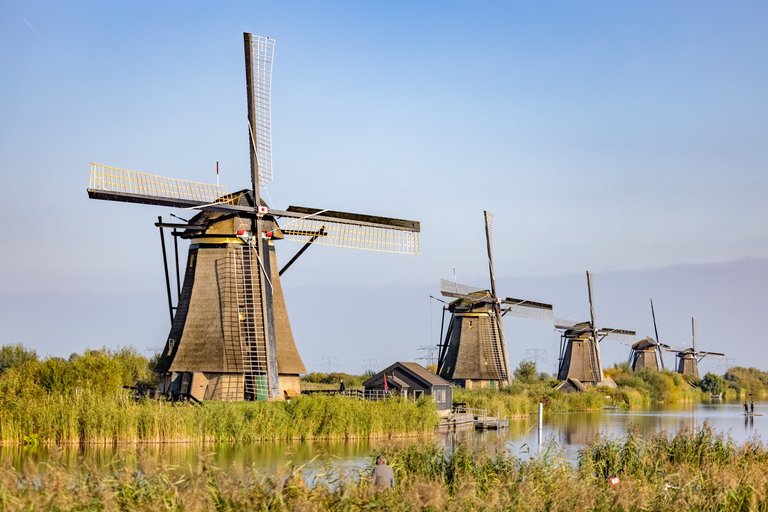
237,229 -> 245,236
257,205 -> 269,216
265,231 -> 273,238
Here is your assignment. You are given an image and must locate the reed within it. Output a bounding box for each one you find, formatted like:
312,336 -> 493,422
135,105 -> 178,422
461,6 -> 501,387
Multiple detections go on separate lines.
454,384 -> 609,418
0,346 -> 439,445
2,427 -> 767,511
0,391 -> 439,445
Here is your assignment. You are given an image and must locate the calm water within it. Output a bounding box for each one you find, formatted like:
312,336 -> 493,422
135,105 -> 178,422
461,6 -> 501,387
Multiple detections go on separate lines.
3,400 -> 764,478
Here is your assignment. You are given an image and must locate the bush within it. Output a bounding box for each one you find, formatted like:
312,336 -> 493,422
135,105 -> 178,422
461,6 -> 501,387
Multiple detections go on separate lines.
513,360 -> 537,383
0,343 -> 37,374
700,372 -> 727,396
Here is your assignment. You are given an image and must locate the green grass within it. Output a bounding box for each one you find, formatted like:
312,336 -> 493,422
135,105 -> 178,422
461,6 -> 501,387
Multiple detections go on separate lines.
0,391 -> 439,445
454,383 -> 610,418
0,346 -> 439,445
2,427 -> 767,511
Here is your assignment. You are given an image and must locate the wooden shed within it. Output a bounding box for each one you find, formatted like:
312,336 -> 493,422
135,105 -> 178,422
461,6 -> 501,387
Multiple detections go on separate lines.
363,362 -> 453,411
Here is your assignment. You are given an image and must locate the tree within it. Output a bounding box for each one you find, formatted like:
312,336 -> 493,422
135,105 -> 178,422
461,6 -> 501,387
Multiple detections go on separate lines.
0,343 -> 38,374
514,360 -> 537,383
700,372 -> 727,396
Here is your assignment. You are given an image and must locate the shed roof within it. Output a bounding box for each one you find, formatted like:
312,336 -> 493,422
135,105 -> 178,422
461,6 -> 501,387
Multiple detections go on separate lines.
363,361 -> 451,388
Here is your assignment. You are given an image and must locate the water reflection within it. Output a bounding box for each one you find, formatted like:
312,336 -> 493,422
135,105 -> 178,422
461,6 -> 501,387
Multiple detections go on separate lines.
2,401 -> 764,474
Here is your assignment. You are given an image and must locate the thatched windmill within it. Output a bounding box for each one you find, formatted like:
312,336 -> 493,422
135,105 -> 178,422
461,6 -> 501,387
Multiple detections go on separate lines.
628,300 -> 670,372
556,271 -> 635,390
435,211 -> 553,389
666,317 -> 724,379
87,33 -> 420,401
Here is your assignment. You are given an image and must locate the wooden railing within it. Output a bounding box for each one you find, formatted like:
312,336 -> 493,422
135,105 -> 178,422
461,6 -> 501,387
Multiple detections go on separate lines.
301,389 -> 403,401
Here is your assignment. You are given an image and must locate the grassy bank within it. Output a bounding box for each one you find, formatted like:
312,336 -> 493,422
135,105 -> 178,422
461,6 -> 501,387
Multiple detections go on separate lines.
1,427 -> 765,511
453,384 -> 609,418
454,367 -> 705,418
0,345 -> 438,445
0,391 -> 439,445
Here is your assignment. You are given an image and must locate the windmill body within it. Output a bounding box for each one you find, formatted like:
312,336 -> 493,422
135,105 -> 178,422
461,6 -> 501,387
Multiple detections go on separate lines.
675,349 -> 701,378
629,337 -> 666,372
436,212 -> 553,389
628,299 -> 669,373
154,192 -> 306,400
438,291 -> 509,389
667,317 -> 724,380
557,322 -> 604,385
556,272 -> 635,390
87,35 -> 420,401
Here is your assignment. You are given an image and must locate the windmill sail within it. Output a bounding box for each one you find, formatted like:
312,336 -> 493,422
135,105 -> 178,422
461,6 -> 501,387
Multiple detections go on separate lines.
502,297 -> 554,321
484,210 -> 497,298
440,278 -> 485,298
88,163 -> 237,209
245,35 -> 275,186
277,206 -> 420,255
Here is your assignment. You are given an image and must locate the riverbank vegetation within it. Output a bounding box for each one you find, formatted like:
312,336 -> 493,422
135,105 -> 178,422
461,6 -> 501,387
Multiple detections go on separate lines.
300,371 -> 368,390
0,343 -> 757,446
0,345 -> 437,445
454,362 -> 707,418
1,426 -> 765,511
724,366 -> 768,398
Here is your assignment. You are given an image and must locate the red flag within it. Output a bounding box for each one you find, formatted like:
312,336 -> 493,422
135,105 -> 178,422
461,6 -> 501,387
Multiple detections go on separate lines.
383,374 -> 389,393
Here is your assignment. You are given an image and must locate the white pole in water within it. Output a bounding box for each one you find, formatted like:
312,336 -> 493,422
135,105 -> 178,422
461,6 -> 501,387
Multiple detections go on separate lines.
538,402 -> 544,449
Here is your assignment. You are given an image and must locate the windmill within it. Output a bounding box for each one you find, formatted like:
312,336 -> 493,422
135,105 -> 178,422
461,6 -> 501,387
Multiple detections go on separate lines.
666,317 -> 724,379
87,33 -> 420,401
628,299 -> 670,372
435,211 -> 553,389
556,271 -> 635,390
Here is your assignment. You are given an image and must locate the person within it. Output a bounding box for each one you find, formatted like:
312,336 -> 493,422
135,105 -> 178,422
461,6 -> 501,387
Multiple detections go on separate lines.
745,401 -> 749,414
339,381 -> 345,393
751,401 -> 755,414
371,455 -> 395,490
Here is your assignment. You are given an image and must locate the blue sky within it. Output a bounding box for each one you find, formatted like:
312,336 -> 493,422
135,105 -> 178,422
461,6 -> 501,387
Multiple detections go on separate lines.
1,1 -> 767,373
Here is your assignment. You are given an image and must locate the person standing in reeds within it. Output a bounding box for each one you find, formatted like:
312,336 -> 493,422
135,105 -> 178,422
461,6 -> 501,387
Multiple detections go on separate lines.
371,456 -> 395,490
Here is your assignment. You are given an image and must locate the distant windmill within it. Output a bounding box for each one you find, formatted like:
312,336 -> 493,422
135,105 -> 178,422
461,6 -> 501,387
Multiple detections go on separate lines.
436,211 -> 553,388
556,271 -> 635,390
628,299 -> 670,372
666,317 -> 724,379
87,33 -> 420,401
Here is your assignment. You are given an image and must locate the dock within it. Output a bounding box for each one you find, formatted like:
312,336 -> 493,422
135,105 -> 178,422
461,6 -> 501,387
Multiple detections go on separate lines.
474,414 -> 509,430
441,404 -> 508,431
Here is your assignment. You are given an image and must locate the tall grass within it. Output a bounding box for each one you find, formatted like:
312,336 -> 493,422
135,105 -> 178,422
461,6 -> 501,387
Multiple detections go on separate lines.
0,391 -> 439,445
2,427 -> 767,511
0,346 -> 438,445
454,384 -> 609,418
